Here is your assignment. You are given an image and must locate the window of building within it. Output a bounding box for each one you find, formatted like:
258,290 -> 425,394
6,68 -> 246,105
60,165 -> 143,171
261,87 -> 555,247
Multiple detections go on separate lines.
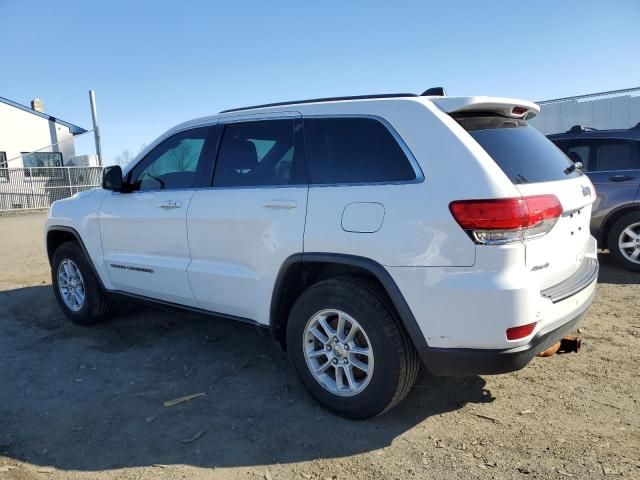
0,152 -> 7,180
20,152 -> 64,177
303,117 -> 416,185
213,120 -> 301,187
21,152 -> 63,168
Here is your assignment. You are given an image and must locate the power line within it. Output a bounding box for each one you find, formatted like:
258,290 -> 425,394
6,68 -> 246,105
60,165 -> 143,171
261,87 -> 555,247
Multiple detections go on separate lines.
5,129 -> 95,163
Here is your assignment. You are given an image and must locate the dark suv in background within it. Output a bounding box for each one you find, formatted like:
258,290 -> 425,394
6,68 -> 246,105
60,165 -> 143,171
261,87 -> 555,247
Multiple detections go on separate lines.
549,124 -> 640,271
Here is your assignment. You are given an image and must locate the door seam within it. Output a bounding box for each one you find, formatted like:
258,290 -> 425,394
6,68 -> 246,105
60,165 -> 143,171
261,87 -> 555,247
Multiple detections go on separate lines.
184,189 -> 200,306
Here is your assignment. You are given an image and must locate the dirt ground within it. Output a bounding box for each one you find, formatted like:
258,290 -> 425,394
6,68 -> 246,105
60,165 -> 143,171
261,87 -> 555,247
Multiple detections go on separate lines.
0,211 -> 638,480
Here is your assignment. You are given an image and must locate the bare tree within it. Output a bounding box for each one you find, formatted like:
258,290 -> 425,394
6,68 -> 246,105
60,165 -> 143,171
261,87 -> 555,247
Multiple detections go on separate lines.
113,149 -> 134,167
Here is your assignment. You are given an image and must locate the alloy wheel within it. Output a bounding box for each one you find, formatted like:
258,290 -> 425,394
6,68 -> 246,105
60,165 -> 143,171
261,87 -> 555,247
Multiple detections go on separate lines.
302,309 -> 374,397
57,258 -> 86,311
618,221 -> 640,265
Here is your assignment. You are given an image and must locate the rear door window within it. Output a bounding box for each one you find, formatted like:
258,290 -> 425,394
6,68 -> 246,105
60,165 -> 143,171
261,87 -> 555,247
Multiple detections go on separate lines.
213,120 -> 304,187
566,144 -> 591,167
455,114 -> 581,184
303,117 -> 416,184
594,140 -> 640,171
566,139 -> 640,172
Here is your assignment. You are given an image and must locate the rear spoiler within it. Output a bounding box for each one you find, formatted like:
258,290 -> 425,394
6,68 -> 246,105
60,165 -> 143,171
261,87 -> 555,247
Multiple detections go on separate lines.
430,96 -> 540,120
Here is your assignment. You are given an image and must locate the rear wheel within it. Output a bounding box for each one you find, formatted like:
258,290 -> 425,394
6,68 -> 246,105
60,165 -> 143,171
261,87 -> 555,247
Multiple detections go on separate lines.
608,212 -> 640,272
286,277 -> 419,419
52,242 -> 113,325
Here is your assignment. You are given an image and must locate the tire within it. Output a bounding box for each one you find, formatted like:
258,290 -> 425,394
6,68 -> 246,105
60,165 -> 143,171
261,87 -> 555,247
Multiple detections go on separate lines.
51,241 -> 113,325
607,212 -> 640,272
286,276 -> 420,419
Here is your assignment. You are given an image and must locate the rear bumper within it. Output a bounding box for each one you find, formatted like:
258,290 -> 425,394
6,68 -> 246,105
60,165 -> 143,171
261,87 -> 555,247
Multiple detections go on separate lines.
419,285 -> 595,376
540,257 -> 598,303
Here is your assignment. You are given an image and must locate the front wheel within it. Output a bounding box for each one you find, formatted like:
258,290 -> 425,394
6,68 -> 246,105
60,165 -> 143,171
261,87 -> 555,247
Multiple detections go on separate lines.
51,241 -> 113,325
286,277 -> 419,419
608,212 -> 640,272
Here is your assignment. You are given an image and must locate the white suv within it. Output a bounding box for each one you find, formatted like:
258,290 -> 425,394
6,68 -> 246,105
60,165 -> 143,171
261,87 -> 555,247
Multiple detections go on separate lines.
45,91 -> 599,418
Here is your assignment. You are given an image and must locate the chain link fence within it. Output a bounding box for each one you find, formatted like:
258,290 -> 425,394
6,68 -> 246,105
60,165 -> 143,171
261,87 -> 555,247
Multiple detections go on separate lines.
0,167 -> 103,211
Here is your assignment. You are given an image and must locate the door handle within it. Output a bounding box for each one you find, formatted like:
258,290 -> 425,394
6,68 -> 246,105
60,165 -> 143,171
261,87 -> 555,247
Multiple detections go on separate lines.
609,175 -> 635,182
157,200 -> 182,209
262,200 -> 297,210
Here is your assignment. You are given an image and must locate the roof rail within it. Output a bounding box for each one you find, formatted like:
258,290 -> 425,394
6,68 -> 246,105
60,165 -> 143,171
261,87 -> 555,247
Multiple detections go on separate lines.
631,122 -> 640,130
219,93 -> 418,114
567,125 -> 598,133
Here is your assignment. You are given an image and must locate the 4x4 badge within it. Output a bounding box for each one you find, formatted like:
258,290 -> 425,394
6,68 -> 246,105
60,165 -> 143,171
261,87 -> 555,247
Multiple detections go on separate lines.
581,185 -> 591,197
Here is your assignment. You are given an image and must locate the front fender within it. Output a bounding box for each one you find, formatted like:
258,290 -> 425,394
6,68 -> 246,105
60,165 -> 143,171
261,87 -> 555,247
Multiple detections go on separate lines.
45,189 -> 113,290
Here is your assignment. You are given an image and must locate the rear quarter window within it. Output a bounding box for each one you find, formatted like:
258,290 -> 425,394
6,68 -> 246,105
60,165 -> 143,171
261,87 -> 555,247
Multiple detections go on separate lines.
304,117 -> 416,184
455,115 -> 581,184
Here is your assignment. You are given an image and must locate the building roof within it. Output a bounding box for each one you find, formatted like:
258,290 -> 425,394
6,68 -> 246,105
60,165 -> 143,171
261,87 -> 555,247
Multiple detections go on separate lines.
0,96 -> 87,135
537,86 -> 640,105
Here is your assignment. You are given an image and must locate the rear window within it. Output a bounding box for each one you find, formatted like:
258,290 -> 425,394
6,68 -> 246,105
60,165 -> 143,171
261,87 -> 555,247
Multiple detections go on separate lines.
455,114 -> 581,184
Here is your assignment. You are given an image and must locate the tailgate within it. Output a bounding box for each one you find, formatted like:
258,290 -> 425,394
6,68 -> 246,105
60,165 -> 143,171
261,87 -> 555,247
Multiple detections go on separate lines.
517,176 -> 595,289
451,109 -> 597,291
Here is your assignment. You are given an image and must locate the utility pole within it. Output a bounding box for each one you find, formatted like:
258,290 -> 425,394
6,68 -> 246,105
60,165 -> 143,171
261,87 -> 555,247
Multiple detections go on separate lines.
89,90 -> 102,166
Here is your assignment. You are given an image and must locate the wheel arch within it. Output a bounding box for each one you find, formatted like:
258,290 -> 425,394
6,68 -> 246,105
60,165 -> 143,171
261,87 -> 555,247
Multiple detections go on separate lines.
46,226 -> 106,290
269,253 -> 428,352
599,203 -> 640,246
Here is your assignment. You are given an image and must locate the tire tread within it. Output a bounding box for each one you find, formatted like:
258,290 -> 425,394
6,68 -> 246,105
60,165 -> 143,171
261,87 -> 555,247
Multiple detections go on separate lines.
52,241 -> 113,325
316,276 -> 420,416
607,212 -> 640,272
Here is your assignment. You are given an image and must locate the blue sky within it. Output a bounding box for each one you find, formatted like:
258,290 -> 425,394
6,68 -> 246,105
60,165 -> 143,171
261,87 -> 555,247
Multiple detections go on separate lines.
1,0 -> 639,165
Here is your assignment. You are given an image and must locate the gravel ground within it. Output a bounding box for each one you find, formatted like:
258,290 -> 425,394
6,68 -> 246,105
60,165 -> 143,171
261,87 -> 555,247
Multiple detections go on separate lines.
0,211 -> 638,480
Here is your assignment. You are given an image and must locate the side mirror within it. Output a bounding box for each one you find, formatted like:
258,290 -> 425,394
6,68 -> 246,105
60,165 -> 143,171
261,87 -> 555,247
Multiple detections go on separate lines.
102,165 -> 123,191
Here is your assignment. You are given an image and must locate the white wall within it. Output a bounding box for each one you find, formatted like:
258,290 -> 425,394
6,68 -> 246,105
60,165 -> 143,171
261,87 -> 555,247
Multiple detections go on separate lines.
0,102 -> 77,168
530,89 -> 640,135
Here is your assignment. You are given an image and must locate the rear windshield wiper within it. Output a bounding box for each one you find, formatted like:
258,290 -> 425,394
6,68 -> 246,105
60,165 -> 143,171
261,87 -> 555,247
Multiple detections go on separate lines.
564,161 -> 583,175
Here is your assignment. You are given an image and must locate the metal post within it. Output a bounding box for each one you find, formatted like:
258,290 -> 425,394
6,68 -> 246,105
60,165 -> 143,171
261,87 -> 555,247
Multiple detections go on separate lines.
29,168 -> 36,208
89,90 -> 102,166
67,167 -> 73,197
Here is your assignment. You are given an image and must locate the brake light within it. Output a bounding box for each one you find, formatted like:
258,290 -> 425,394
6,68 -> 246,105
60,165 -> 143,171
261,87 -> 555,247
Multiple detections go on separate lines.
511,106 -> 528,116
506,322 -> 536,340
449,195 -> 562,244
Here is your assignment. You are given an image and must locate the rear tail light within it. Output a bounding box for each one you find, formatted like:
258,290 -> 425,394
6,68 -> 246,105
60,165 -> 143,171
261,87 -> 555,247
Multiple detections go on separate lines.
449,195 -> 563,244
506,322 -> 536,340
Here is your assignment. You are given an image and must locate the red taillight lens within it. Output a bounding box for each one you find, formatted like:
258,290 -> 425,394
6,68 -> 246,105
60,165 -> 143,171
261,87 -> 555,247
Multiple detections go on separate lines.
449,195 -> 562,244
524,195 -> 564,225
511,106 -> 528,116
506,322 -> 536,340
450,195 -> 562,230
449,197 -> 529,230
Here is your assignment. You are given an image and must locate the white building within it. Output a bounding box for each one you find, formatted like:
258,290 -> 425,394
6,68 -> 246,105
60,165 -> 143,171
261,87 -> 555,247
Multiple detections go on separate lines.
530,87 -> 640,135
0,96 -> 88,169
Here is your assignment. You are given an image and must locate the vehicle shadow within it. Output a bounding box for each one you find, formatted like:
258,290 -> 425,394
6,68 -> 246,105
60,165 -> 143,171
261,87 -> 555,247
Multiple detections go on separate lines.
596,251 -> 640,285
0,285 -> 492,472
